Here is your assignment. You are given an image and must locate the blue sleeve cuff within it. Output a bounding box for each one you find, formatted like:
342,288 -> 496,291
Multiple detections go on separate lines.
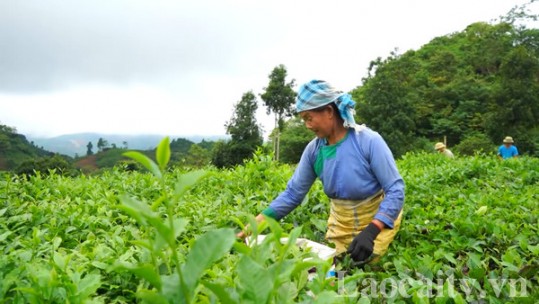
374,213 -> 395,229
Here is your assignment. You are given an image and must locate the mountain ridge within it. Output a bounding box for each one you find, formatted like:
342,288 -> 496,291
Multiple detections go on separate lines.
28,133 -> 228,157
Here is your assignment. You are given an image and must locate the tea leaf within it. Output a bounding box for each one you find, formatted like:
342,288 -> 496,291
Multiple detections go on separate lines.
0,231 -> 12,242
202,281 -> 239,303
175,170 -> 207,196
237,255 -> 273,303
161,274 -> 182,301
117,264 -> 162,290
137,290 -> 169,304
53,251 -> 67,270
475,205 -> 488,215
172,217 -> 188,239
118,195 -> 154,225
181,228 -> 236,299
123,151 -> 162,179
77,274 -> 102,299
52,237 -> 62,250
312,291 -> 338,303
232,241 -> 251,255
155,137 -> 171,171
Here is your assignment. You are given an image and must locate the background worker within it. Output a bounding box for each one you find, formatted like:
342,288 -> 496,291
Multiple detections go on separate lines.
434,142 -> 454,158
498,136 -> 519,159
237,80 -> 405,264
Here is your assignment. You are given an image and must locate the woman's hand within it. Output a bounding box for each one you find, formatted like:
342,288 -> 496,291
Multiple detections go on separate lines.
236,213 -> 266,240
236,230 -> 247,239
346,221 -> 384,262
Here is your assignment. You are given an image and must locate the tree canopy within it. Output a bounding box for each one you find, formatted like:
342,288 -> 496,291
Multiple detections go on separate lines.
276,117 -> 313,164
260,64 -> 296,129
352,18 -> 539,158
212,91 -> 263,168
260,64 -> 296,161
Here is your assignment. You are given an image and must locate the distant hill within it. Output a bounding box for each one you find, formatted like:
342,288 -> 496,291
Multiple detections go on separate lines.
0,125 -> 54,170
0,122 -> 225,173
28,133 -> 227,157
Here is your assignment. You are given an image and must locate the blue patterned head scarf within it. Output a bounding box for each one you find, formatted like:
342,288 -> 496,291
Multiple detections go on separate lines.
295,80 -> 356,128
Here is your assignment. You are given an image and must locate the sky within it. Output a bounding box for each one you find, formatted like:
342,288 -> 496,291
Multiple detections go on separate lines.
0,0 -> 536,139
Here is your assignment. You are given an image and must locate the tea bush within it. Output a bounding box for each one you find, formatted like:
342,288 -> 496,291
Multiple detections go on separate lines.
0,141 -> 537,303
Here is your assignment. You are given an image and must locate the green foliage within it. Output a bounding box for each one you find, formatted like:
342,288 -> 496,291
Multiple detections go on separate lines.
213,91 -> 263,168
225,91 -> 262,144
514,127 -> 539,157
3,7 -> 539,301
15,154 -> 77,177
210,140 -> 231,169
260,64 -> 297,162
197,139 -> 215,151
183,144 -> 211,168
71,137 -> 214,173
354,51 -> 419,158
277,117 -> 314,164
118,137 -> 237,302
453,133 -> 496,156
353,19 -> 539,158
95,148 -> 128,168
0,123 -> 57,170
211,140 -> 260,169
169,138 -> 194,155
487,45 -> 539,156
260,64 -> 296,128
167,140 -> 213,169
1,145 -> 538,302
388,153 -> 539,301
96,138 -> 109,152
86,141 -> 93,156
165,138 -> 214,169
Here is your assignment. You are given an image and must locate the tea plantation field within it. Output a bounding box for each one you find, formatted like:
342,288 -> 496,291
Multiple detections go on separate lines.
1,144 -> 538,303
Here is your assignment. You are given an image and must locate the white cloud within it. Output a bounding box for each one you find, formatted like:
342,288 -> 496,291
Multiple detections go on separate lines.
0,0 -> 535,138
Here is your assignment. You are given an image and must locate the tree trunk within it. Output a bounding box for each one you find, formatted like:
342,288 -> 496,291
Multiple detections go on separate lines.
273,115 -> 280,161
276,130 -> 280,162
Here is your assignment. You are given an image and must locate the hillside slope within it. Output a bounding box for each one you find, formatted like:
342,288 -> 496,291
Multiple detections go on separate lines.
0,125 -> 55,170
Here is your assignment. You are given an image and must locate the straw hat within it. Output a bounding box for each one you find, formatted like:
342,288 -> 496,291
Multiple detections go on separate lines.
503,136 -> 514,144
434,142 -> 445,150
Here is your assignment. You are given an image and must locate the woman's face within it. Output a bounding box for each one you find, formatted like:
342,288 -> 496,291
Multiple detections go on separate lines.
299,107 -> 333,138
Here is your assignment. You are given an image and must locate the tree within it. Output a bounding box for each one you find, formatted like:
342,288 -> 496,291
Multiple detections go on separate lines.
226,91 -> 262,144
198,139 -> 215,151
170,138 -> 194,155
487,45 -> 539,155
211,141 -> 231,169
0,133 -> 10,151
0,124 -> 15,150
352,15 -> 539,157
353,52 -> 419,157
277,117 -> 314,164
0,124 -> 16,133
86,141 -> 94,156
15,154 -> 76,177
184,144 -> 211,168
213,91 -> 262,168
97,138 -> 109,152
260,64 -> 296,161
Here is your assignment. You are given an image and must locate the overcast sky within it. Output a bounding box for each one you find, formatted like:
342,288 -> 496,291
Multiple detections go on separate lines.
0,0 -> 535,139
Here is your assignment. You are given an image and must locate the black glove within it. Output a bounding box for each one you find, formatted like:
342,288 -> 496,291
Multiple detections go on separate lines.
347,223 -> 381,262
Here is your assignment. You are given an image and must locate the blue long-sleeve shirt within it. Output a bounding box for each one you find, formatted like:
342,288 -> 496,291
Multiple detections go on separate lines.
265,127 -> 404,228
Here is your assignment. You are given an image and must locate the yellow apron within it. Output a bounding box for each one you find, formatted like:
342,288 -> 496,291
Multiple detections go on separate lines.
325,191 -> 403,262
